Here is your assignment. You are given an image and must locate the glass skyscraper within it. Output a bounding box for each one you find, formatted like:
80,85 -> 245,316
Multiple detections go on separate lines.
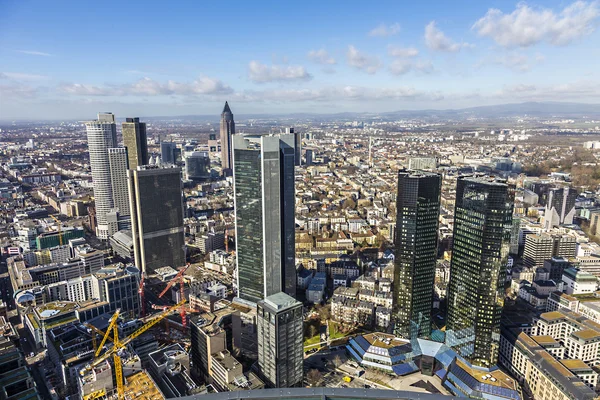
122,117 -> 148,170
392,171 -> 441,340
257,292 -> 303,388
233,134 -> 296,304
445,176 -> 514,368
128,166 -> 186,274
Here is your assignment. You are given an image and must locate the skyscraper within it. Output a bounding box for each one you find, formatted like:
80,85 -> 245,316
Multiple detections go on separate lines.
445,176 -> 514,368
392,171 -> 441,340
184,151 -> 210,181
122,117 -> 148,170
107,148 -> 130,218
233,133 -> 295,304
220,101 -> 235,175
285,127 -> 301,166
257,292 -> 303,388
543,186 -> 577,229
128,166 -> 186,274
85,112 -> 118,239
160,142 -> 178,164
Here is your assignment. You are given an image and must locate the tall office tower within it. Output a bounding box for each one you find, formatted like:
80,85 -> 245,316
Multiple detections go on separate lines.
392,171 -> 441,340
305,149 -> 313,166
220,101 -> 235,175
233,134 -> 295,304
122,117 -> 148,170
446,176 -> 514,368
107,148 -> 130,217
543,187 -> 577,229
286,127 -> 301,166
160,142 -> 177,164
85,112 -> 118,240
128,166 -> 186,274
184,151 -> 210,181
257,292 -> 303,388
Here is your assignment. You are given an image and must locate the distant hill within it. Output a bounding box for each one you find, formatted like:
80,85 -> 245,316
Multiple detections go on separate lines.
381,102 -> 600,119
144,102 -> 600,121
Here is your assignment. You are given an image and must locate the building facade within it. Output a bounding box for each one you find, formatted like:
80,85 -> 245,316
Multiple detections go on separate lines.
257,292 -> 303,388
160,142 -> 178,164
128,166 -> 186,274
122,117 -> 148,170
445,176 -> 514,368
107,148 -> 130,218
393,171 -> 441,340
543,187 -> 577,229
220,101 -> 235,175
185,151 -> 210,180
233,134 -> 296,304
84,112 -> 118,239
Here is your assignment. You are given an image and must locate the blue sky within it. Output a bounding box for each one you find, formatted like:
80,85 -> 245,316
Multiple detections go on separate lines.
1,0 -> 599,119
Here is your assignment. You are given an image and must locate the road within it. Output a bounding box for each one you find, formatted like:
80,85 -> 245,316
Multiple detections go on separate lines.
0,259 -> 14,311
16,325 -> 53,399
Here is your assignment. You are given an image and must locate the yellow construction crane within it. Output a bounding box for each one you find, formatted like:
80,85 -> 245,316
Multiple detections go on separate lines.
49,215 -> 64,246
81,300 -> 187,399
94,310 -> 120,357
83,323 -> 113,353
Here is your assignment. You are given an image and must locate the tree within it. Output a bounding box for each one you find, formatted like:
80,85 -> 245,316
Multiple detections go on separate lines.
316,304 -> 331,322
307,369 -> 322,387
308,324 -> 318,339
332,355 -> 344,368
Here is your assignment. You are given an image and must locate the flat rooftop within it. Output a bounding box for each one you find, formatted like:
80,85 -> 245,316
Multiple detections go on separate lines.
530,335 -> 560,347
560,359 -> 593,371
455,359 -> 518,391
572,329 -> 600,341
362,333 -> 409,350
262,292 -> 300,311
122,370 -> 164,400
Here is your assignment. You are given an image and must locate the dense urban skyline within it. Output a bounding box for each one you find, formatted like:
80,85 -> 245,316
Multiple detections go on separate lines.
1,0 -> 600,119
3,1 -> 600,398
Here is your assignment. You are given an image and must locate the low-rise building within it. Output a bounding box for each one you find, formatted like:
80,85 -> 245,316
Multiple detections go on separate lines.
563,267 -> 597,295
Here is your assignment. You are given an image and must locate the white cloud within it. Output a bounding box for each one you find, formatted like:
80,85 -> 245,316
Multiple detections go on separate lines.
247,61 -> 312,83
1,72 -> 48,81
346,45 -> 381,74
389,59 -> 434,75
495,80 -> 600,99
58,76 -> 233,96
16,50 -> 52,57
237,85 -> 433,103
307,49 -> 336,65
0,83 -> 38,98
388,46 -> 419,58
58,83 -> 111,96
476,52 -> 545,72
472,1 -> 600,47
368,23 -> 401,37
496,53 -> 535,72
425,21 -> 473,52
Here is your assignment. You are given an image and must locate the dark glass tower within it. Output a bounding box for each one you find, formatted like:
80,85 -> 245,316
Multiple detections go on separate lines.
233,134 -> 296,304
220,101 -> 235,176
392,171 -> 441,340
445,176 -> 514,368
122,117 -> 148,170
128,166 -> 186,274
257,292 -> 303,388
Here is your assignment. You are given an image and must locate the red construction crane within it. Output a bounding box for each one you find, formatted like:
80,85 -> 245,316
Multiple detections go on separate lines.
158,263 -> 191,328
138,272 -> 145,318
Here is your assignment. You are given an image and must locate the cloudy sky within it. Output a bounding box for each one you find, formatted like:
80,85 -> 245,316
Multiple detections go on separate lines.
1,0 -> 599,120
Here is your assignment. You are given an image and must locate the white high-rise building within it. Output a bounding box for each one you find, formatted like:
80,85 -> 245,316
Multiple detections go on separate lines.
108,148 -> 130,217
85,113 -> 118,239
